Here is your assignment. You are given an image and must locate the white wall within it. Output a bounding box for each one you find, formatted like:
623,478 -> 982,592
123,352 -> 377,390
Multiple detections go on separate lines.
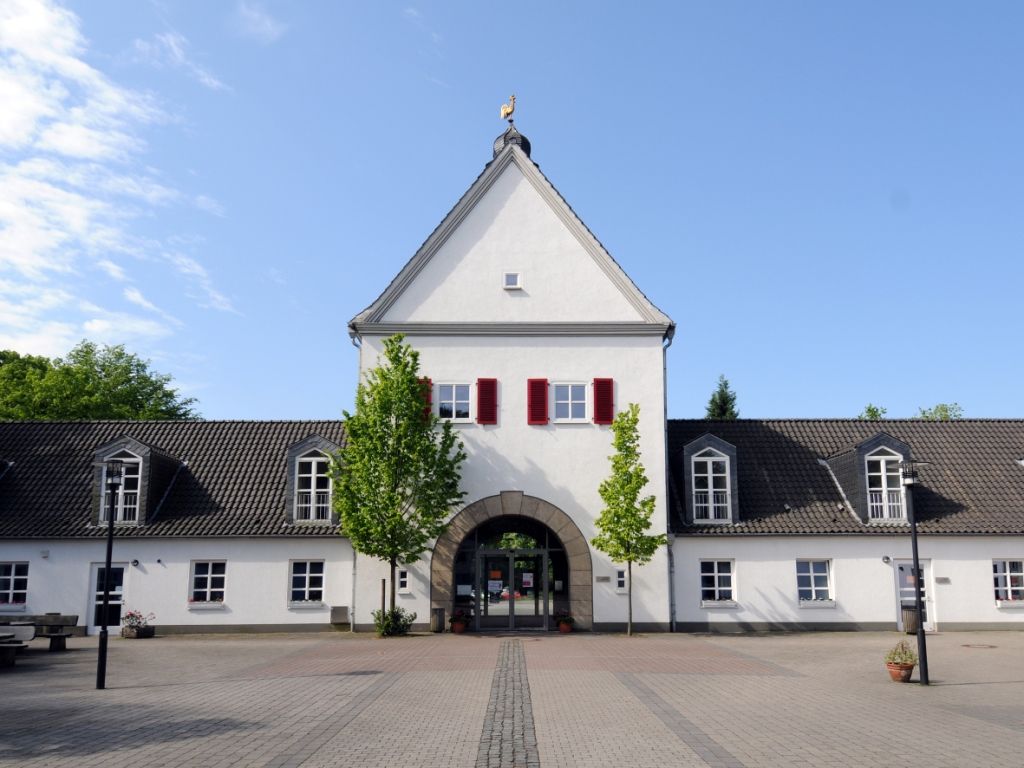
672,535 -> 1024,629
382,163 -> 645,324
354,333 -> 672,629
0,537 -> 354,632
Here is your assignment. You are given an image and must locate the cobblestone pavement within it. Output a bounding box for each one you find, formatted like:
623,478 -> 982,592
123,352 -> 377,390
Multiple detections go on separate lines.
1,631 -> 1023,767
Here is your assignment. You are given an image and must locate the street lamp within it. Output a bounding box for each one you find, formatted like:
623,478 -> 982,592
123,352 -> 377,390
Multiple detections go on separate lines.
96,458 -> 123,690
900,458 -> 931,686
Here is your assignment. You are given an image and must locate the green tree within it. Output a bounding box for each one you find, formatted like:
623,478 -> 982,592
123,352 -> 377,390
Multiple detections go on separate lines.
916,402 -> 963,421
858,403 -> 887,420
332,334 -> 466,616
705,374 -> 739,419
591,403 -> 666,636
0,341 -> 198,420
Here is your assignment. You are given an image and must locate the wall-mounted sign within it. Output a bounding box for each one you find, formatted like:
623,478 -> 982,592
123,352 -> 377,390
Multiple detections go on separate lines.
522,573 -> 534,588
487,580 -> 503,593
457,584 -> 472,596
489,570 -> 502,579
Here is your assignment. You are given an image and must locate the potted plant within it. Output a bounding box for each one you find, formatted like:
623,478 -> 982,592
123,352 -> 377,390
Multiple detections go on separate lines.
121,609 -> 156,639
554,610 -> 575,633
449,609 -> 471,634
885,639 -> 917,682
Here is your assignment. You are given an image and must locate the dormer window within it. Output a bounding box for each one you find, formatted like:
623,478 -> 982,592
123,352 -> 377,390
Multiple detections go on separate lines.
296,451 -> 332,522
692,448 -> 731,522
683,434 -> 739,525
101,451 -> 142,524
866,447 -> 904,520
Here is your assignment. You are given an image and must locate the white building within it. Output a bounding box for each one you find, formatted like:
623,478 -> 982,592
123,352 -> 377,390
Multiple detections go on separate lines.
1,124 -> 1022,634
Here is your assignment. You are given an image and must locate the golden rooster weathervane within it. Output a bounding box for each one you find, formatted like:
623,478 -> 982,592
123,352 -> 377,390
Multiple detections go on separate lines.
500,94 -> 516,122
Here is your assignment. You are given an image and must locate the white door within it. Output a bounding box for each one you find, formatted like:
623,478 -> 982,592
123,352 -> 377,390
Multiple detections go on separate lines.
894,559 -> 934,631
89,563 -> 127,635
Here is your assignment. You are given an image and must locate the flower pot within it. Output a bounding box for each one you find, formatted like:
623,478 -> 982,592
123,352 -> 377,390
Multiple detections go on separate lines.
121,626 -> 155,639
886,662 -> 914,682
450,621 -> 467,634
558,621 -> 573,634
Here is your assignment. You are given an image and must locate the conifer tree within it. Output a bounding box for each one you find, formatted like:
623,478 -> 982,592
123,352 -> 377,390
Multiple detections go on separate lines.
705,374 -> 739,419
591,403 -> 666,636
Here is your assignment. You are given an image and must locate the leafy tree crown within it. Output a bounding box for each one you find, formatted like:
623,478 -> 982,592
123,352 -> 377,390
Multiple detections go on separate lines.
591,403 -> 666,565
332,335 -> 466,571
0,341 -> 198,420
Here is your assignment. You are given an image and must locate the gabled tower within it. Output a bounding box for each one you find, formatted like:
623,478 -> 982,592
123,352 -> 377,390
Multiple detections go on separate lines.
350,120 -> 674,632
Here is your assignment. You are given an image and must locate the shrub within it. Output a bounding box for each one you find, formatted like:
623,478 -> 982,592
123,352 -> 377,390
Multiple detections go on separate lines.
372,607 -> 417,637
885,639 -> 917,665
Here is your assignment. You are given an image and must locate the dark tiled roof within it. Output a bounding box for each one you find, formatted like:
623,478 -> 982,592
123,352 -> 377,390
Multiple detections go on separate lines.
0,421 -> 345,538
668,419 -> 1024,536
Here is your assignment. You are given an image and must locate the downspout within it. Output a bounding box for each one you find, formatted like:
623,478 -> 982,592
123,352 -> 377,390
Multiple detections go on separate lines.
350,551 -> 357,633
663,329 -> 676,631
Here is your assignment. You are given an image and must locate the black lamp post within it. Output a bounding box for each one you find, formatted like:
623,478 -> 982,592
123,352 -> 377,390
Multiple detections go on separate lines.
96,458 -> 123,690
900,459 -> 930,686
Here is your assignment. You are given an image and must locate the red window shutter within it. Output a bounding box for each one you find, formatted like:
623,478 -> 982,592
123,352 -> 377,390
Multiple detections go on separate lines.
418,378 -> 432,421
593,378 -> 614,424
527,379 -> 548,425
477,378 -> 498,424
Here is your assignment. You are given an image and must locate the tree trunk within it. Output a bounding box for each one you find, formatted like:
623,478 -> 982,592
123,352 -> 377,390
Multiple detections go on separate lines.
389,558 -> 397,612
627,560 -> 633,637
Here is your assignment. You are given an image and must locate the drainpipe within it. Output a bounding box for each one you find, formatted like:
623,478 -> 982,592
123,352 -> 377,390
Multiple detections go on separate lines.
667,534 -> 677,632
350,551 -> 357,633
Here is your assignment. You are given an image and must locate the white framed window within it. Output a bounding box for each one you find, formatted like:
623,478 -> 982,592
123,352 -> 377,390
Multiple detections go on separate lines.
100,451 -> 142,524
437,383 -> 471,421
291,561 -> 325,603
866,448 -> 904,520
692,449 -> 731,522
0,562 -> 28,608
552,382 -> 587,422
700,560 -> 734,604
796,560 -> 833,602
190,561 -> 226,603
296,451 -> 332,522
503,271 -> 522,290
398,569 -> 410,593
615,569 -> 627,592
993,560 -> 1024,603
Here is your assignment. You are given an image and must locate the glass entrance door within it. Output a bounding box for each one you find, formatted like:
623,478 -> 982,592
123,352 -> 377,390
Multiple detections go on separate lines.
476,550 -> 549,630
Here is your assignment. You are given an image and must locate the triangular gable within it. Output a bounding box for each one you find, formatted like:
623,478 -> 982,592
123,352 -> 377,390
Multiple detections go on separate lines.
350,141 -> 674,338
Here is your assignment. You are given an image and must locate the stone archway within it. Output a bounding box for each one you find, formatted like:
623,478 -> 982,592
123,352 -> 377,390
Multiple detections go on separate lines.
431,491 -> 594,629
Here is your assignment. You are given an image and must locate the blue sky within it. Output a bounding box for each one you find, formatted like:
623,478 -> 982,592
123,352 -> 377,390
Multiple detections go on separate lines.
2,1 -> 1021,420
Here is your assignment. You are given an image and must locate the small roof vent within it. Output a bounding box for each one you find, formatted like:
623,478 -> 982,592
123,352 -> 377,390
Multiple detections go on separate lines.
493,122 -> 531,158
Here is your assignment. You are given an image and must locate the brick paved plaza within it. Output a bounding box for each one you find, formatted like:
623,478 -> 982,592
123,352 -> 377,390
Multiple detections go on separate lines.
2,630 -> 1023,767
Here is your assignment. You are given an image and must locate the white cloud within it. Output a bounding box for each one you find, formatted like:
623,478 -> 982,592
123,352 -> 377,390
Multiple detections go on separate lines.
132,32 -> 228,91
0,1 -> 235,360
195,194 -> 225,217
124,285 -> 182,326
165,253 -> 238,313
234,2 -> 286,44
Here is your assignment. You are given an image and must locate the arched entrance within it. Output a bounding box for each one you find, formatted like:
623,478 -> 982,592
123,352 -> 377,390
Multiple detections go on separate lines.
430,491 -> 593,630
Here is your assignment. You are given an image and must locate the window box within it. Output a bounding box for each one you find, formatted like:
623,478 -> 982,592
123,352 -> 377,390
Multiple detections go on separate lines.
700,600 -> 738,609
187,601 -> 226,611
288,601 -> 326,610
798,599 -> 837,609
996,599 -> 1024,609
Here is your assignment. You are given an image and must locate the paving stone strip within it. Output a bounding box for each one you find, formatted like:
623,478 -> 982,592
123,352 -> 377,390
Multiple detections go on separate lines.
615,672 -> 747,768
477,639 -> 540,768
